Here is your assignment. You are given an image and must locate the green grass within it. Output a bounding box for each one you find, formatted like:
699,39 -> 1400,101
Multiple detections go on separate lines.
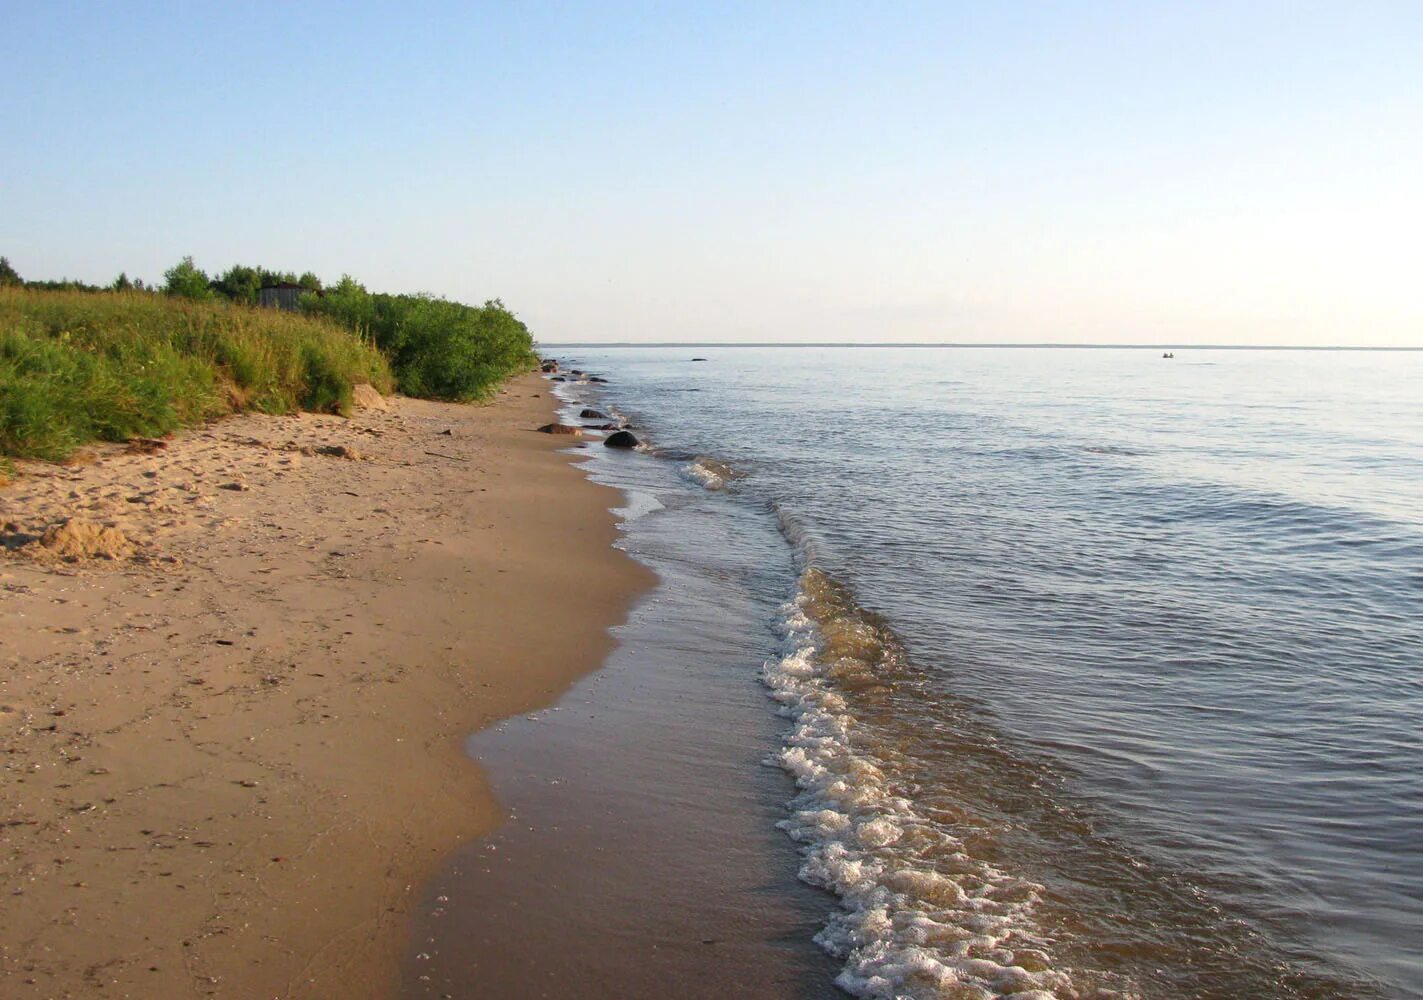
0,288 -> 393,461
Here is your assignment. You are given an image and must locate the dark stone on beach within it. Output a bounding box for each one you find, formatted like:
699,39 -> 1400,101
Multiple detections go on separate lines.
580,408 -> 607,419
550,376 -> 566,381
537,423 -> 583,436
588,376 -> 608,383
540,359 -> 559,373
604,430 -> 639,449
126,437 -> 169,454
583,423 -> 618,430
691,357 -> 708,362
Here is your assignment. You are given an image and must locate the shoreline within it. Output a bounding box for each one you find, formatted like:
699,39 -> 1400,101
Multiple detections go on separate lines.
0,374 -> 654,998
402,369 -> 844,1000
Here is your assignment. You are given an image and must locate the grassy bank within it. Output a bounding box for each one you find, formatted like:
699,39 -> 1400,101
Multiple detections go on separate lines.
0,288 -> 393,461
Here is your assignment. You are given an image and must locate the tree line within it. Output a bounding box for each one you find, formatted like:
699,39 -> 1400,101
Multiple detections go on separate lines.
0,255 -> 319,300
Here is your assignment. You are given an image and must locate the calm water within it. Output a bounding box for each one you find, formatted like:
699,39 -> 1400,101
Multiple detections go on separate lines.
547,347 -> 1421,1000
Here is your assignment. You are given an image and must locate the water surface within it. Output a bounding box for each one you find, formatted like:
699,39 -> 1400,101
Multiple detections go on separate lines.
545,347 -> 1422,999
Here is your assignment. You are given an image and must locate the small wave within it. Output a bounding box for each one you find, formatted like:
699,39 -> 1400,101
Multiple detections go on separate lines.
612,490 -> 664,521
762,568 -> 1092,1000
548,380 -> 578,403
683,456 -> 744,491
772,504 -> 821,567
1127,481 -> 1408,544
1080,444 -> 1143,457
993,445 -> 1067,461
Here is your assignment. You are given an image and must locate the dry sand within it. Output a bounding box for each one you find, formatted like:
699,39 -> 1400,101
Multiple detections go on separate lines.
0,375 -> 654,999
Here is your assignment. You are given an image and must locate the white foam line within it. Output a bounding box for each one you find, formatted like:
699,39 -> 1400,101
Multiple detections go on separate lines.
761,590 -> 1082,1000
683,458 -> 726,491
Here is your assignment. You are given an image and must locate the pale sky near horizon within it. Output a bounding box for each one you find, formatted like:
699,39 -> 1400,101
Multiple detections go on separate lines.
3,2 -> 1420,346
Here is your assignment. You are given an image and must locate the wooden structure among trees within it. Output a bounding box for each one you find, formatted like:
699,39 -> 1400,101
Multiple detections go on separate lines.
258,282 -> 312,311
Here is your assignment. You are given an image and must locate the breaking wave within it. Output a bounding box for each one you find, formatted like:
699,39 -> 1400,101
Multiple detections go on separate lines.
683,456 -> 744,491
761,568 -> 1113,1000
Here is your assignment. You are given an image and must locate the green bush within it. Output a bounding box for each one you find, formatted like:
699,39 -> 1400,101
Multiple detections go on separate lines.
304,279 -> 538,401
0,288 -> 392,460
163,256 -> 213,301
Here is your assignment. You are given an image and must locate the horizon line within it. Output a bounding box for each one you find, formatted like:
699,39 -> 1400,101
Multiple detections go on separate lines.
540,342 -> 1423,351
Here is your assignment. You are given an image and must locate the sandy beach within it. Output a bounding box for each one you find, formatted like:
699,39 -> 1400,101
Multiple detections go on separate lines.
0,375 -> 654,999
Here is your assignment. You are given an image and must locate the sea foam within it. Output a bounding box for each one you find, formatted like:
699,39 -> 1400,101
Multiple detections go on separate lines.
683,456 -> 742,491
762,570 -> 1084,1000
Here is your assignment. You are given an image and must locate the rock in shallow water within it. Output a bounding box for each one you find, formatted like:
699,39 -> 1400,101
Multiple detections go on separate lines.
603,430 -> 639,449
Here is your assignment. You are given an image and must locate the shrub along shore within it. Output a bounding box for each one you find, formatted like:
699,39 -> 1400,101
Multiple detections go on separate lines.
0,256 -> 540,461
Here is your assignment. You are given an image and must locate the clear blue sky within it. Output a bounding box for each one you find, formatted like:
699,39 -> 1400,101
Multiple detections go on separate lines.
4,2 -> 1420,345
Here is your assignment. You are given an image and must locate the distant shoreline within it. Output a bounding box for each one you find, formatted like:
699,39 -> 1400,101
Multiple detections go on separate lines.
544,341 -> 1423,351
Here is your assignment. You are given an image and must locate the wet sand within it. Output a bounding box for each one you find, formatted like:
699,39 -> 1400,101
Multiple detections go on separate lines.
403,592 -> 843,1000
404,381 -> 842,1000
0,375 -> 654,999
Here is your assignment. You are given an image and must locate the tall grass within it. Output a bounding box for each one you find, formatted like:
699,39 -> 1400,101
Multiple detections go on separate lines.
0,288 -> 392,461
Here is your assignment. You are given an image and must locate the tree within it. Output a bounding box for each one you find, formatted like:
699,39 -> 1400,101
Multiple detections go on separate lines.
212,264 -> 262,304
258,267 -> 297,288
111,272 -> 134,292
0,256 -> 22,287
301,274 -> 372,331
163,256 -> 212,300
297,271 -> 322,291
